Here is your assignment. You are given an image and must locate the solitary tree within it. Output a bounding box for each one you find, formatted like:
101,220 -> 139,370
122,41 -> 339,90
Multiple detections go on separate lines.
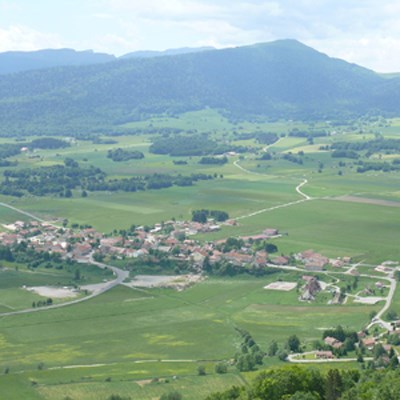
287,335 -> 301,353
215,362 -> 227,374
268,340 -> 279,356
197,365 -> 206,376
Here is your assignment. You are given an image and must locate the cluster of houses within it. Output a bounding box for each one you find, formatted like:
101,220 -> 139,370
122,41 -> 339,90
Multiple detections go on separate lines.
294,249 -> 351,271
0,218 -> 357,278
300,275 -> 322,301
316,335 -> 395,361
0,220 -> 282,271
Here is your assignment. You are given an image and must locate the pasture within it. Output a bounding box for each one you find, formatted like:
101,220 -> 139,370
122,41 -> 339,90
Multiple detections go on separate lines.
0,111 -> 399,398
0,276 -> 377,399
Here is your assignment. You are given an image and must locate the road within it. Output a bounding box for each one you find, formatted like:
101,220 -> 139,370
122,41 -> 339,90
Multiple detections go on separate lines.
366,274 -> 397,331
263,137 -> 284,152
235,197 -> 310,221
0,201 -> 47,223
232,159 -> 313,221
0,151 -> 396,340
232,137 -> 313,220
288,352 -> 373,364
266,261 -> 397,333
0,201 -> 61,229
345,260 -> 365,275
295,179 -> 311,200
233,159 -> 277,177
0,253 -> 129,317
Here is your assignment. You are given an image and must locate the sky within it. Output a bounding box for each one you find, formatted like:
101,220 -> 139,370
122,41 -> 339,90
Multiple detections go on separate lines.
0,0 -> 399,72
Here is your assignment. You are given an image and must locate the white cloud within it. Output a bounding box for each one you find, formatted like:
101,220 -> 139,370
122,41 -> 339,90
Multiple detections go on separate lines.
106,0 -> 220,19
0,25 -> 62,52
308,36 -> 400,73
96,0 -> 282,54
105,0 -> 282,21
93,13 -> 115,20
2,1 -> 399,71
180,19 -> 268,48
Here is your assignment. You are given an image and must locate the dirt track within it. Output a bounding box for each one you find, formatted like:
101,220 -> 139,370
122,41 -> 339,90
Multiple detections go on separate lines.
333,195 -> 400,207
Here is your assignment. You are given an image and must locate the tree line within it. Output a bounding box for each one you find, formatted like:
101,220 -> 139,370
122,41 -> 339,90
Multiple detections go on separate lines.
0,158 -> 217,197
107,148 -> 144,162
205,365 -> 400,400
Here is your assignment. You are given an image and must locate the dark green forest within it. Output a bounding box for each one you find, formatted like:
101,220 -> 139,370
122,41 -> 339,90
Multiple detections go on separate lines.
1,40 -> 400,136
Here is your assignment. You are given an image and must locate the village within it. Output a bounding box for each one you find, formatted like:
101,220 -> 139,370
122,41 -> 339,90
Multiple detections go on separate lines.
0,218 -> 276,269
1,217 -> 400,368
0,218 -> 354,277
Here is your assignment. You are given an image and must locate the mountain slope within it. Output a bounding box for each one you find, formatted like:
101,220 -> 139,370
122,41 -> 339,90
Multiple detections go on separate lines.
0,40 -> 397,135
0,49 -> 115,75
120,46 -> 215,59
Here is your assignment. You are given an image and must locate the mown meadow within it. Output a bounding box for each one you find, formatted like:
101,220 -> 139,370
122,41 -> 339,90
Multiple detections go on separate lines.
0,110 -> 399,398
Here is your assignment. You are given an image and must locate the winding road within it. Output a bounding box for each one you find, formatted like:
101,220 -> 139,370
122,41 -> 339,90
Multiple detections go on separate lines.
234,175 -> 313,221
295,179 -> 311,200
0,253 -> 129,317
0,201 -> 47,223
232,138 -> 313,220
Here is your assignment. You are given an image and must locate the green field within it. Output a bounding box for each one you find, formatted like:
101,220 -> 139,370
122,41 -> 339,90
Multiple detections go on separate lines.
0,111 -> 399,398
0,276 -> 378,399
0,112 -> 396,261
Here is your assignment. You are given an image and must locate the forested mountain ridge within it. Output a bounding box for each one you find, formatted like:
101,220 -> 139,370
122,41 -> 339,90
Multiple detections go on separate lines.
0,46 -> 216,75
0,48 -> 115,75
0,39 -> 399,135
120,46 -> 215,59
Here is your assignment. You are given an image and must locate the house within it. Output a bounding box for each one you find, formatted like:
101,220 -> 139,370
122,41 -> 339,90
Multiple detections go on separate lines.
191,251 -> 206,267
298,249 -> 328,271
240,234 -> 270,241
383,344 -> 393,353
224,251 -> 253,266
304,256 -> 328,271
362,337 -> 376,350
72,243 -> 92,258
100,237 -> 123,247
209,250 -> 223,264
263,228 -> 279,237
316,351 -> 335,359
357,331 -> 367,339
324,336 -> 343,349
157,245 -> 172,253
253,251 -> 268,267
271,256 -> 289,266
300,277 -> 321,301
330,259 -> 344,268
1,234 -> 19,245
375,265 -> 393,274
300,249 -> 316,259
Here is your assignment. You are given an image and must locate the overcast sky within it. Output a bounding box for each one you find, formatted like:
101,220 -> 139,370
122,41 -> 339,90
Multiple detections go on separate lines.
0,0 -> 399,72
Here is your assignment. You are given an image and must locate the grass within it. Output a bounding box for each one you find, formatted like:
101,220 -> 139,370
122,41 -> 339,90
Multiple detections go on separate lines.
0,275 -> 376,399
0,112 -> 399,398
35,373 -> 244,400
0,115 -> 398,262
0,263 -> 113,311
197,198 -> 400,264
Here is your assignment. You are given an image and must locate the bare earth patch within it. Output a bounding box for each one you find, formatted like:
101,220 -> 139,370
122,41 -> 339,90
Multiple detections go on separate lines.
354,296 -> 385,305
333,195 -> 400,207
264,281 -> 297,291
136,379 -> 152,388
124,274 -> 203,291
25,286 -> 79,299
80,282 -> 110,294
